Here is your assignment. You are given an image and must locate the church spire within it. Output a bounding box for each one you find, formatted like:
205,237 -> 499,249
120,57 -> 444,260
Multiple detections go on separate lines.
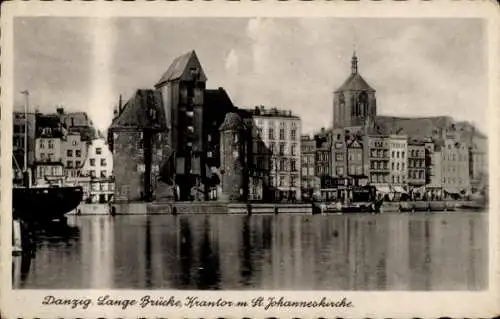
351,49 -> 358,75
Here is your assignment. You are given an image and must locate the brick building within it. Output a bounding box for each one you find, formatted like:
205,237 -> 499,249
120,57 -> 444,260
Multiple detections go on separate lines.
219,112 -> 249,201
108,89 -> 168,202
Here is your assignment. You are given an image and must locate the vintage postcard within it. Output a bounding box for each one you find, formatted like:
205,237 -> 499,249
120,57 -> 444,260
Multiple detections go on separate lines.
1,1 -> 499,318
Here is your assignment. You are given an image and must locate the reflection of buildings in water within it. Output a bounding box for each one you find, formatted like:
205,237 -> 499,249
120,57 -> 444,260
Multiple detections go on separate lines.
428,215 -> 487,290
86,216 -> 114,288
196,217 -> 221,289
239,216 -> 253,286
385,216 -> 410,290
408,219 -> 431,290
178,217 -> 194,287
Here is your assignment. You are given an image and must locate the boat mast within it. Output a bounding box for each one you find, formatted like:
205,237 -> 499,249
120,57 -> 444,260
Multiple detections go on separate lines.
20,90 -> 29,172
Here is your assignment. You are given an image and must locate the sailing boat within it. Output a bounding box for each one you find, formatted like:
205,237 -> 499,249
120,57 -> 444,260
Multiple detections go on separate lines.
12,90 -> 83,222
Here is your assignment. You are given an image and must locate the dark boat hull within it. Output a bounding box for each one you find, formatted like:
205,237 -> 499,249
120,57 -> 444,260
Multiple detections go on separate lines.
13,186 -> 83,222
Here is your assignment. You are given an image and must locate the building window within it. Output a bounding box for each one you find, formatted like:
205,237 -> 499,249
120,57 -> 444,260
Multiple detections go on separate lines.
279,128 -> 285,140
270,143 -> 275,154
67,161 -> 73,168
48,140 -> 54,149
291,144 -> 297,156
90,158 -> 95,166
67,150 -> 73,157
391,151 -> 395,158
402,151 -> 405,158
336,152 -> 343,161
397,163 -> 400,170
91,170 -> 96,177
75,161 -> 81,168
279,143 -> 285,155
402,163 -> 405,170
291,129 -> 297,140
279,159 -> 286,171
75,150 -> 81,157
233,133 -> 239,143
357,152 -> 362,161
207,151 -> 213,158
268,128 -> 274,140
100,170 -> 107,178
257,157 -> 264,170
291,159 -> 297,172
279,175 -> 285,187
101,159 -> 106,166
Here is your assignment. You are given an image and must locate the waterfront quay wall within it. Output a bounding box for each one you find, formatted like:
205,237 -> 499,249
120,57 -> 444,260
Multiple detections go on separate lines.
146,202 -> 314,215
76,200 -> 481,215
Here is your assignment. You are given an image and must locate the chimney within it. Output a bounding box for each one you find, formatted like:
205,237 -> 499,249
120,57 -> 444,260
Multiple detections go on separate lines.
118,94 -> 123,114
56,107 -> 64,115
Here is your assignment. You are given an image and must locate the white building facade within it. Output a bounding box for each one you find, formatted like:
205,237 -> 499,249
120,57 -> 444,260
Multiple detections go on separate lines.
249,107 -> 301,201
388,134 -> 408,191
82,138 -> 114,203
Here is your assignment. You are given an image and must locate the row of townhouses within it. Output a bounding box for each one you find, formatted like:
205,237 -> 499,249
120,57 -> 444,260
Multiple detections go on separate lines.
301,53 -> 488,201
107,49 -> 487,203
12,108 -> 114,203
15,49 -> 486,204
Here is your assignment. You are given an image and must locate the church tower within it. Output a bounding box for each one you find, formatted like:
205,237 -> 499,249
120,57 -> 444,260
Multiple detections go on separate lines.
333,51 -> 377,130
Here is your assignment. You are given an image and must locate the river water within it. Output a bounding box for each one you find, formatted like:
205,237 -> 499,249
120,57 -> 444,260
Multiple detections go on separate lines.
13,211 -> 487,290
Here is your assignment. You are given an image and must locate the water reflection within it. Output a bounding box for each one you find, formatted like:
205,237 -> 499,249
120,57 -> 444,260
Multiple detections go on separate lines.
13,212 -> 487,290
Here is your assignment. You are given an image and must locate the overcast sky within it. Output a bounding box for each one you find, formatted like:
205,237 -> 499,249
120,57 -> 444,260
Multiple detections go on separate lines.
14,17 -> 487,134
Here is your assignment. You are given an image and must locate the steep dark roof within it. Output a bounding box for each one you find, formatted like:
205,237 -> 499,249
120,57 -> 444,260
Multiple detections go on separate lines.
219,112 -> 246,131
155,50 -> 207,87
109,89 -> 167,131
336,73 -> 375,93
373,115 -> 454,140
204,88 -> 234,111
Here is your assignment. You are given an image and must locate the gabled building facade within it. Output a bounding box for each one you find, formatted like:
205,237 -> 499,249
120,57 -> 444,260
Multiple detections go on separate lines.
154,50 -> 207,201
109,89 -> 169,202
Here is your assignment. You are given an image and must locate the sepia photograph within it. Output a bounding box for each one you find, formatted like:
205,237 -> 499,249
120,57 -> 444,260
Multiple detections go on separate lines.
1,1 -> 499,318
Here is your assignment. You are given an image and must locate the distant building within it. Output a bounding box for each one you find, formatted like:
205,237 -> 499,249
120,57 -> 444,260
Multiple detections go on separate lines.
109,89 -> 168,202
424,140 -> 443,198
33,114 -> 66,184
300,135 -> 316,200
81,138 -> 114,203
61,133 -> 88,180
331,128 -> 347,177
388,134 -> 408,191
367,134 -> 390,185
243,106 -> 301,201
346,138 -> 364,177
440,136 -> 470,197
407,140 -> 426,188
315,129 -> 331,179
